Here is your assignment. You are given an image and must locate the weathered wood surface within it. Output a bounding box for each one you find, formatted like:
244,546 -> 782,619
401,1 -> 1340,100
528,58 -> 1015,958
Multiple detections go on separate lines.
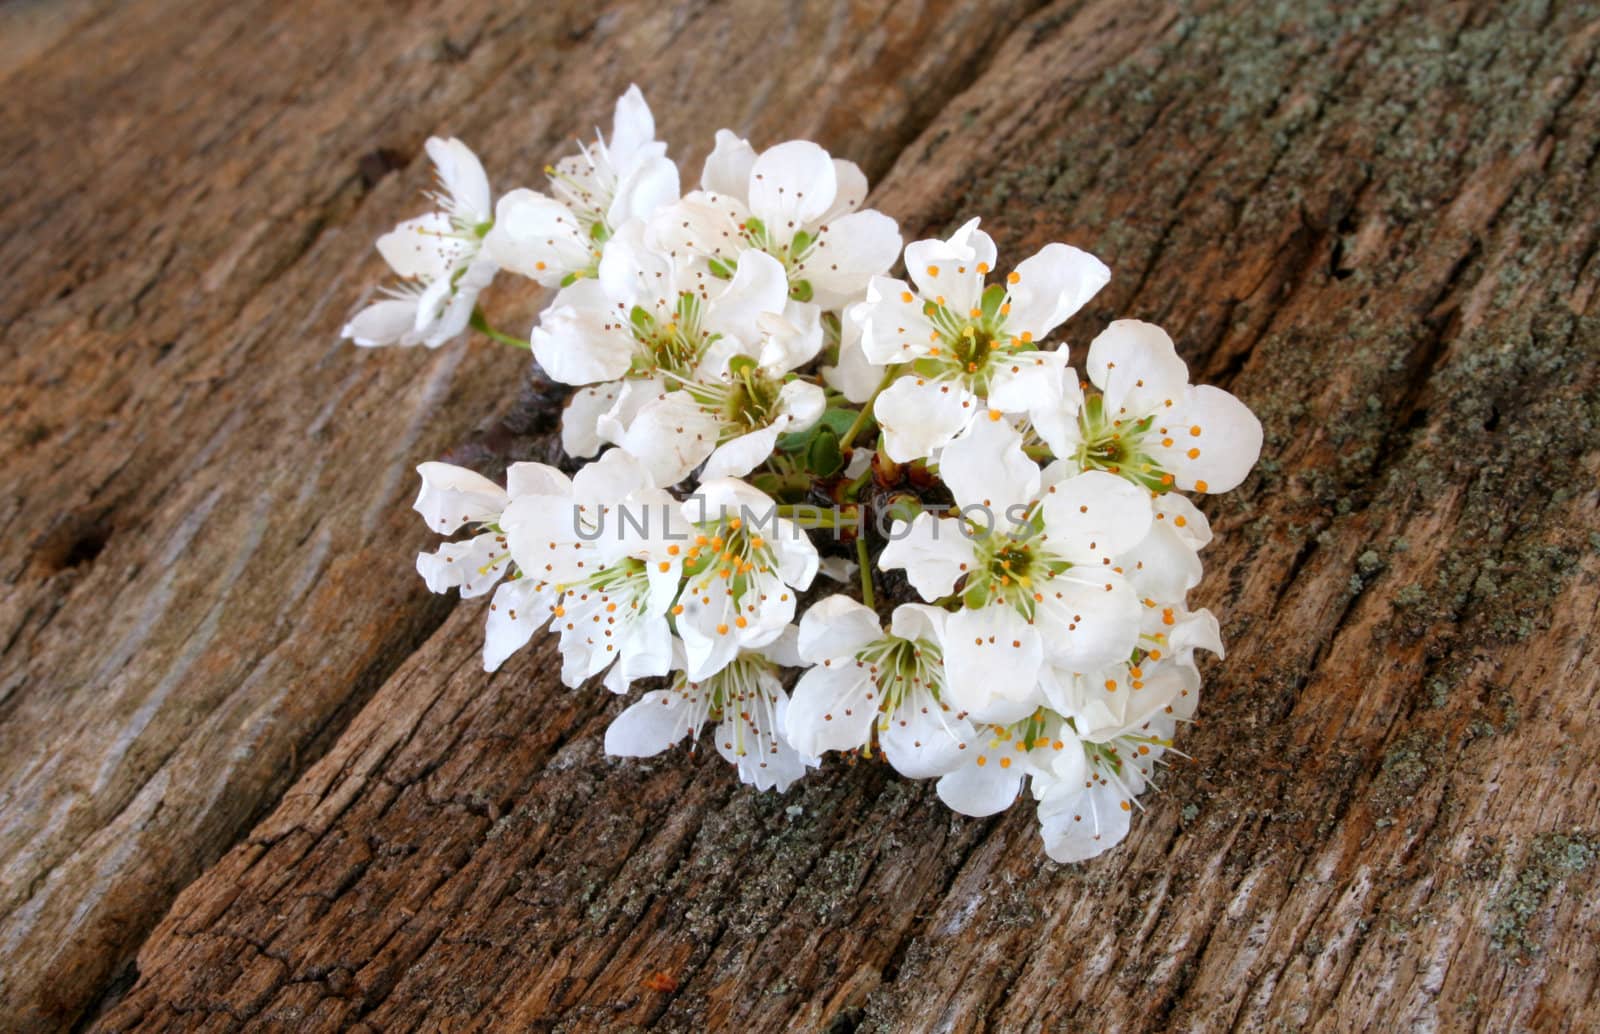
3,0 -> 1598,1031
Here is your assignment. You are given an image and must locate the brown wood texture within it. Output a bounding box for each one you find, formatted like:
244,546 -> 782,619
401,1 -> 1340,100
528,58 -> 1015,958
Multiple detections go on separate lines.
3,0 -> 1598,1031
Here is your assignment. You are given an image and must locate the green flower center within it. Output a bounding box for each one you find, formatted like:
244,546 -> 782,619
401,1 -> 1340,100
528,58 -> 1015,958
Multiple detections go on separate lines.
1073,394 -> 1172,492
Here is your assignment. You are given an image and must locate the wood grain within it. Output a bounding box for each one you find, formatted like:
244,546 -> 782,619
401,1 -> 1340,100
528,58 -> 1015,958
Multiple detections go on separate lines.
3,0 -> 1598,1031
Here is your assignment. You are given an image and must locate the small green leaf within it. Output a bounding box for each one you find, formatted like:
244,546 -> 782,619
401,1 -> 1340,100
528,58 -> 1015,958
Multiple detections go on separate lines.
804,429 -> 843,478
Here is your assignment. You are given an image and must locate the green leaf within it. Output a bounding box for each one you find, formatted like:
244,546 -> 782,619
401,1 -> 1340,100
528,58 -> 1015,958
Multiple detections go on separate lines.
777,407 -> 857,454
804,428 -> 843,478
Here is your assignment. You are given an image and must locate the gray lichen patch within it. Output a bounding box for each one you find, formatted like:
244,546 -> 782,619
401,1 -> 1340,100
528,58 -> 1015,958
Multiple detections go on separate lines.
1490,831 -> 1599,962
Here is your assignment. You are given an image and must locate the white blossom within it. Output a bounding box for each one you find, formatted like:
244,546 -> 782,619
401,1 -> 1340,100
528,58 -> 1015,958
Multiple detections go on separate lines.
786,596 -> 976,778
484,85 -> 679,288
1033,319 -> 1263,494
652,134 -> 902,307
856,218 -> 1110,461
499,450 -> 686,693
412,460 -> 569,671
343,138 -> 498,349
879,416 -> 1152,723
673,478 -> 819,680
605,633 -> 815,792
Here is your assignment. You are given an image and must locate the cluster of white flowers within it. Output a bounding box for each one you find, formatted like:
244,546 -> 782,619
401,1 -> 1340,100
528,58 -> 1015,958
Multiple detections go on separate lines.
348,87 -> 1263,863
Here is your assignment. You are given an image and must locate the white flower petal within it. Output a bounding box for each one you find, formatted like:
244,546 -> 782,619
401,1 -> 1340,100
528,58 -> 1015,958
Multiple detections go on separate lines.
610,154 -> 680,227
1039,470 -> 1154,563
1033,571 -> 1141,671
606,84 -> 659,175
425,137 -> 492,225
701,422 -> 784,480
376,213 -> 463,281
767,518 -> 819,591
1085,319 -> 1191,417
823,158 -> 869,221
605,687 -> 702,757
1153,492 -> 1213,550
1037,778 -> 1133,863
650,192 -> 746,264
880,687 -> 971,779
572,447 -> 656,508
529,278 -> 635,384
504,462 -> 571,500
1003,243 -> 1110,341
704,249 -> 790,342
935,414 -> 1039,515
802,209 -> 903,305
757,302 -> 826,374
936,750 -> 1025,817
985,348 -> 1070,414
942,606 -> 1044,724
874,375 -> 977,463
1148,384 -> 1263,493
878,512 -> 975,601
343,297 -> 421,348
413,462 -> 508,535
858,274 -> 937,365
748,140 -> 837,229
416,533 -> 507,598
888,603 -> 949,644
719,685 -> 813,792
484,189 -> 592,285
617,390 -> 720,487
596,375 -> 666,445
1116,521 -> 1203,601
1028,376 -> 1087,459
823,306 -> 887,403
786,665 -> 877,757
797,595 -> 883,663
483,577 -> 550,672
817,555 -> 858,583
561,384 -> 623,459
905,218 -> 994,314
776,378 -> 825,429
701,129 -> 758,198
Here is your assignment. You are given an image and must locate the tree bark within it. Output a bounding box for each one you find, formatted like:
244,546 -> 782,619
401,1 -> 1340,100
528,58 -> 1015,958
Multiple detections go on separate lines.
2,0 -> 1597,1031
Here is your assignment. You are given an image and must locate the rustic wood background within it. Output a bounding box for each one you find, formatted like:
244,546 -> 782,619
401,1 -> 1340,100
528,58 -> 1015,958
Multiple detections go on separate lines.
3,0 -> 1598,1030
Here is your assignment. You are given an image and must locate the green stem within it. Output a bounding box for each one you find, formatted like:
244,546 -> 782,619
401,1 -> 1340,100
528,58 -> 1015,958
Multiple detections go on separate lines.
775,504 -> 842,529
856,536 -> 875,610
838,369 -> 898,449
471,308 -> 531,350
